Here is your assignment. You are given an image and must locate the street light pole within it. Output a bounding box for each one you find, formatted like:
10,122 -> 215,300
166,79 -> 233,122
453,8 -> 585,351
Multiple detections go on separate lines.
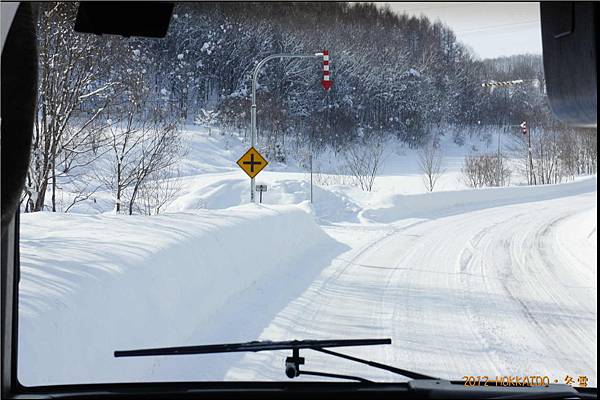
527,125 -> 535,185
498,88 -> 509,186
309,126 -> 314,203
250,52 -> 323,203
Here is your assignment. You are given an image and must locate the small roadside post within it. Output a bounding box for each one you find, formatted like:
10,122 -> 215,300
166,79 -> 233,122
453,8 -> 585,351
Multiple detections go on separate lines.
256,184 -> 267,203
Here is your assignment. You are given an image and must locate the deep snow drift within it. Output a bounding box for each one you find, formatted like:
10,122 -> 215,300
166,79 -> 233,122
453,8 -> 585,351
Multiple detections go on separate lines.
18,125 -> 597,386
19,205 -> 346,385
60,125 -> 529,217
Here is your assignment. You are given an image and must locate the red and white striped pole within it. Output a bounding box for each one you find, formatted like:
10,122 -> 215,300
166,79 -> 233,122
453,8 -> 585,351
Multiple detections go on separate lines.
321,50 -> 332,91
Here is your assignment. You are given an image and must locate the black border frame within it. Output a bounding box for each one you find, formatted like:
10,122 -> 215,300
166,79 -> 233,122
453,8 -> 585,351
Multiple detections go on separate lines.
2,1 -> 598,399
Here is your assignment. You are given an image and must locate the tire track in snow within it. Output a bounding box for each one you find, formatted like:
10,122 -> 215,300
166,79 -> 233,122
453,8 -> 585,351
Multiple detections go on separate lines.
507,204 -> 596,376
226,191 -> 596,383
295,219 -> 429,339
455,211 -> 531,375
382,207 -> 530,378
458,195 -> 596,382
457,210 -> 543,375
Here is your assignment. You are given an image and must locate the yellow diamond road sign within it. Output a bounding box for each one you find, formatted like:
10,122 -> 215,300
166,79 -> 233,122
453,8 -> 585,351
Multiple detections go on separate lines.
237,146 -> 268,178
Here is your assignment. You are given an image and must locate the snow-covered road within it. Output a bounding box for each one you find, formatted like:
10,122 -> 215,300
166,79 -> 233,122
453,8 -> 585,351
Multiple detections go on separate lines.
226,190 -> 597,385
19,176 -> 597,386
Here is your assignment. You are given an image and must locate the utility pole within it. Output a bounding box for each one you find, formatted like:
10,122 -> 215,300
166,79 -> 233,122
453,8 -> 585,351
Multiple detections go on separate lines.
497,128 -> 502,186
497,86 -> 508,186
521,121 -> 535,185
528,128 -> 535,185
309,127 -> 314,203
250,52 -> 327,203
309,153 -> 313,203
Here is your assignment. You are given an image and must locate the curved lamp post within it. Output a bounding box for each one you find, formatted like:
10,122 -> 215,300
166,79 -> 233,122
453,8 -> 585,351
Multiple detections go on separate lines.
249,52 -> 325,202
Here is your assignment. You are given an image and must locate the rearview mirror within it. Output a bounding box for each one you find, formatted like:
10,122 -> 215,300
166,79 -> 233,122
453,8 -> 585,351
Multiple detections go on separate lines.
74,1 -> 174,38
540,1 -> 597,128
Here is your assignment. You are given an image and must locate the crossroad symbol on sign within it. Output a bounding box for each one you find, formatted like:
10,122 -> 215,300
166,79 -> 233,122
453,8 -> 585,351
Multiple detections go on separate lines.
237,146 -> 268,178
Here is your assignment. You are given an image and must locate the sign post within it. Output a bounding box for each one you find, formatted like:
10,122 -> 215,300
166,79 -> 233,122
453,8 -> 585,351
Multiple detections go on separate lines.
248,51 -> 331,203
256,184 -> 267,203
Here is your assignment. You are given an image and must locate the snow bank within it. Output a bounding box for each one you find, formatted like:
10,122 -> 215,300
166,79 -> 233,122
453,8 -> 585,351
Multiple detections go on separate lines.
554,205 -> 597,281
361,176 -> 597,223
167,177 -> 361,223
18,205 -> 344,385
168,178 -> 248,211
177,127 -> 247,176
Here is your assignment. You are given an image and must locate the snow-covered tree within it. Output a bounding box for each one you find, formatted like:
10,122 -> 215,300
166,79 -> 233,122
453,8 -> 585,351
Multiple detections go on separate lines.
194,108 -> 220,135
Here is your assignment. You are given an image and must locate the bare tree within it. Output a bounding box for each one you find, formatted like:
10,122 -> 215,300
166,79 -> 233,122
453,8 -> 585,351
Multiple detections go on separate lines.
506,131 -> 534,185
63,185 -> 102,213
461,156 -> 484,188
462,153 -> 511,188
343,134 -> 386,192
135,167 -> 183,215
126,123 -> 181,215
26,3 -> 113,212
508,126 -> 597,186
418,139 -> 444,192
98,109 -> 182,215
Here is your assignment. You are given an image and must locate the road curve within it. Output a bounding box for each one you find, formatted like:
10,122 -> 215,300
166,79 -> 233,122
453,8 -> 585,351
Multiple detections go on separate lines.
225,190 -> 597,385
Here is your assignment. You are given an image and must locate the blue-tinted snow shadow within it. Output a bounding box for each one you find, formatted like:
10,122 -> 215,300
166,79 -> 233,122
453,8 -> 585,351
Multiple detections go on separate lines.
150,238 -> 350,381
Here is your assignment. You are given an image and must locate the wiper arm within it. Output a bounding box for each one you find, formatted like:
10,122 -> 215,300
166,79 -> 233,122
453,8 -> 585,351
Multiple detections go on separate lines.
313,346 -> 435,380
115,338 -> 438,382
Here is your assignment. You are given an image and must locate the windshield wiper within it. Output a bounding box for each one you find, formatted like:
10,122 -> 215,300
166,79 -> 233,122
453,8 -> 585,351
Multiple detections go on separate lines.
114,338 -> 437,382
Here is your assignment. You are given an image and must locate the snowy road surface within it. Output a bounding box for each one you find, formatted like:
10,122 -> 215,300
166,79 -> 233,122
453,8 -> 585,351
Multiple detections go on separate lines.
19,180 -> 596,385
226,190 -> 597,384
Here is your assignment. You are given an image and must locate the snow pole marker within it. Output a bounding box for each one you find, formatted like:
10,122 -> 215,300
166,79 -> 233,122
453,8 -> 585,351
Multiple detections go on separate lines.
321,50 -> 332,91
481,79 -> 525,88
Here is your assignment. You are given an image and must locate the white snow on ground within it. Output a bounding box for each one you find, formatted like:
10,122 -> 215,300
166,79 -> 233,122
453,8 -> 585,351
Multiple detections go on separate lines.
63,125 -> 517,215
18,125 -> 597,386
226,183 -> 597,385
361,176 -> 597,223
19,205 -> 346,385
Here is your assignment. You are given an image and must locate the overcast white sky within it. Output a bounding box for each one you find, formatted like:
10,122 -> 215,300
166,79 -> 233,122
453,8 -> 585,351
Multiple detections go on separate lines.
380,2 -> 542,59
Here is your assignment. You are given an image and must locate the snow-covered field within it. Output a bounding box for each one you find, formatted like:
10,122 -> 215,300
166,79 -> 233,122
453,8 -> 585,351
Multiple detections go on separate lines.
18,126 -> 597,386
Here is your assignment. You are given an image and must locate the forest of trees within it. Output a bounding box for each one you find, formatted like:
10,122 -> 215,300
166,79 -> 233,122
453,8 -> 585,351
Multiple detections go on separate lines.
23,2 -> 597,213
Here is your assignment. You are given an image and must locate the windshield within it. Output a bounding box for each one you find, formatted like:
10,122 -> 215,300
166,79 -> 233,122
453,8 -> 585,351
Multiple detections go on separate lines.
17,1 -> 596,389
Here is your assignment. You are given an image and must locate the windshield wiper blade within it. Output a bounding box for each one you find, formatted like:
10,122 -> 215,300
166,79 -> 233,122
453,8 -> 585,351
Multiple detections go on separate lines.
115,338 -> 438,382
115,338 -> 391,357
